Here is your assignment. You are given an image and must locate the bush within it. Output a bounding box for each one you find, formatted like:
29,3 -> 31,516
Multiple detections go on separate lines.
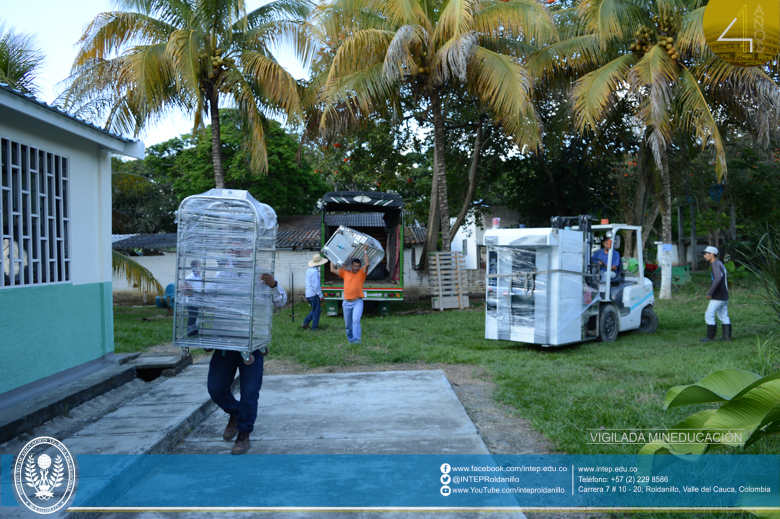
738,226 -> 780,326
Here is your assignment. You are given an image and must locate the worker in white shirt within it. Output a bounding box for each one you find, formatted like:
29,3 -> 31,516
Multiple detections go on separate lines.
302,253 -> 328,331
183,259 -> 204,336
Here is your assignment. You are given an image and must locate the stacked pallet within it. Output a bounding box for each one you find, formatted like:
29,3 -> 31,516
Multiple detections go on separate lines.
429,252 -> 469,310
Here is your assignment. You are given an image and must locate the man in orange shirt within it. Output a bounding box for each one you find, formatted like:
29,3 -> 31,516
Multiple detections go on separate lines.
330,244 -> 369,343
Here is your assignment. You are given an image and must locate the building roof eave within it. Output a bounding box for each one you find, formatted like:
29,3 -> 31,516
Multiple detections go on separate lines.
0,84 -> 145,159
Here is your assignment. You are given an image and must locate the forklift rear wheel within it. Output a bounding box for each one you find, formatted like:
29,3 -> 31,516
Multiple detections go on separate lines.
599,306 -> 619,342
638,306 -> 658,333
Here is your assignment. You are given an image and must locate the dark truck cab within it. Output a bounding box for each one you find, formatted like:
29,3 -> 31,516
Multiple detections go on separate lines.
320,191 -> 404,316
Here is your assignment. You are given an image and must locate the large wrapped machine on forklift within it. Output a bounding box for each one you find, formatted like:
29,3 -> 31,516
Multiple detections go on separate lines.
485,216 -> 601,346
173,189 -> 277,363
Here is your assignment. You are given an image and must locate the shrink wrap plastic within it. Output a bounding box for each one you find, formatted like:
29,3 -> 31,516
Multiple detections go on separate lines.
486,239 -> 599,345
321,225 -> 385,274
173,190 -> 278,353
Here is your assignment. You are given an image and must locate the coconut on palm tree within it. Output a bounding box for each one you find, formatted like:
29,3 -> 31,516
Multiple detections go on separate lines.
311,0 -> 556,255
62,0 -> 312,188
529,0 -> 780,298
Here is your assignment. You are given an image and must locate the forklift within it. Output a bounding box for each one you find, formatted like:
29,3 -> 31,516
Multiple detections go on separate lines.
484,215 -> 657,346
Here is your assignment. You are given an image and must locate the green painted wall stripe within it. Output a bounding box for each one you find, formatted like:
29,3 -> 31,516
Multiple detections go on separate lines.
0,282 -> 113,394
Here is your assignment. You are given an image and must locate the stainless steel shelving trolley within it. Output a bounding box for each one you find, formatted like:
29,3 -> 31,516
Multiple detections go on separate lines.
321,225 -> 385,274
173,189 -> 277,364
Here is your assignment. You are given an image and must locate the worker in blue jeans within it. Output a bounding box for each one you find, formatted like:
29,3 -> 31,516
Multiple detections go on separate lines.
331,245 -> 369,343
302,253 -> 328,331
208,248 -> 287,455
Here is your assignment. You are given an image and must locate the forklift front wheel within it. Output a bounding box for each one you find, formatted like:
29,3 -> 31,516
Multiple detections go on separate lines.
638,306 -> 658,333
599,306 -> 619,342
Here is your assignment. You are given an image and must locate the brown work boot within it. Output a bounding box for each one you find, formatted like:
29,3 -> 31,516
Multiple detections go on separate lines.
301,322 -> 310,329
223,414 -> 238,441
231,432 -> 250,455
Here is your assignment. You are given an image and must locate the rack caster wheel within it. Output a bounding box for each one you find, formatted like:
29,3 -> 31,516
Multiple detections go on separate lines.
241,352 -> 255,365
204,348 -> 214,353
259,347 -> 270,357
180,348 -> 190,361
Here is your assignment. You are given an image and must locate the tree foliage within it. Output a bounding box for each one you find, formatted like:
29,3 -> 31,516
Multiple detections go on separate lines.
114,111 -> 328,224
62,0 -> 311,188
0,20 -> 45,96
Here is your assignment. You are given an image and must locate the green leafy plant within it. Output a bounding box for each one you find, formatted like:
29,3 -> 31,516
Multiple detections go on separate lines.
725,259 -> 749,280
641,368 -> 780,458
639,368 -> 780,519
739,226 -> 780,326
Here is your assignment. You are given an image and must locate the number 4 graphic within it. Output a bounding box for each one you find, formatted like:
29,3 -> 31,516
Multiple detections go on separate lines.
717,5 -> 753,52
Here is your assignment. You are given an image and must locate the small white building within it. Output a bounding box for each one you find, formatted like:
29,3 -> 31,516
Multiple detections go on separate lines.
0,83 -> 143,396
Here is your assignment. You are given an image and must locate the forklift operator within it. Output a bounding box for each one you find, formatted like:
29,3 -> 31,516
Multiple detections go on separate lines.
592,234 -> 620,280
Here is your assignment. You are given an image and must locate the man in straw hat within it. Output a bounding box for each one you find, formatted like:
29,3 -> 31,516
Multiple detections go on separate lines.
302,253 -> 328,331
700,245 -> 731,343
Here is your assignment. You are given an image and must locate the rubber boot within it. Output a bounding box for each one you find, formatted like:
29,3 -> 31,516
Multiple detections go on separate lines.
721,324 -> 732,342
700,325 -> 717,343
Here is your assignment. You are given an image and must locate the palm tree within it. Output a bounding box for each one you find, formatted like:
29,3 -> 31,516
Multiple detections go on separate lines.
529,0 -> 780,298
63,0 -> 311,189
311,0 -> 556,254
0,20 -> 45,96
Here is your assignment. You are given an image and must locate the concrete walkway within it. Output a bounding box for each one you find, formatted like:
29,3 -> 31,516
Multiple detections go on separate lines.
3,365 -> 526,518
176,370 -> 490,455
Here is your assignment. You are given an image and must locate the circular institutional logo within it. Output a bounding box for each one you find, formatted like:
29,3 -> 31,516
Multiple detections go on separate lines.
703,0 -> 780,67
13,437 -> 77,514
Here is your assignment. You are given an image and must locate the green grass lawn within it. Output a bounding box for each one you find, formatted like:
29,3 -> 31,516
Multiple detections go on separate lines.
113,306 -> 174,353
114,272 -> 780,457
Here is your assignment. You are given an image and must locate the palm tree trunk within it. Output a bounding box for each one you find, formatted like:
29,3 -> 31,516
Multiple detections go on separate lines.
659,152 -> 673,300
421,151 -> 440,270
431,89 -> 451,251
209,94 -> 226,189
450,116 -> 483,241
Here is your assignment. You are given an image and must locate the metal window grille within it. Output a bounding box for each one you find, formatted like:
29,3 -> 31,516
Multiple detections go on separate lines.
1,137 -> 71,288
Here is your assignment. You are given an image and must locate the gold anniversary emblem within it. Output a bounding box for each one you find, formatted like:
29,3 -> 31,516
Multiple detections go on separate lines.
703,0 -> 780,67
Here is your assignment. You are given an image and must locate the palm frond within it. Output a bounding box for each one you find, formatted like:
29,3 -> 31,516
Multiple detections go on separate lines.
383,24 -> 428,83
571,52 -> 635,133
525,34 -> 606,80
467,46 -> 539,150
676,7 -> 706,57
473,0 -> 557,45
0,22 -> 45,96
326,28 -> 394,83
431,31 -> 478,84
477,34 -> 537,60
675,65 -> 726,180
631,45 -> 678,169
577,0 -> 647,41
246,0 -> 313,28
112,250 -> 164,295
240,50 -> 302,118
367,0 -> 427,27
434,0 -> 474,46
74,11 -> 176,65
221,68 -> 271,173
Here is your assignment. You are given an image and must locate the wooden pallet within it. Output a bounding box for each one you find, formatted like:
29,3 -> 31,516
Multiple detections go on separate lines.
429,252 -> 469,310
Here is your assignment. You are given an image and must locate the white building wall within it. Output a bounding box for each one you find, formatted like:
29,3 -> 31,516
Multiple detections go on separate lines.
113,249 -> 321,303
451,208 -> 521,270
0,113 -> 112,286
